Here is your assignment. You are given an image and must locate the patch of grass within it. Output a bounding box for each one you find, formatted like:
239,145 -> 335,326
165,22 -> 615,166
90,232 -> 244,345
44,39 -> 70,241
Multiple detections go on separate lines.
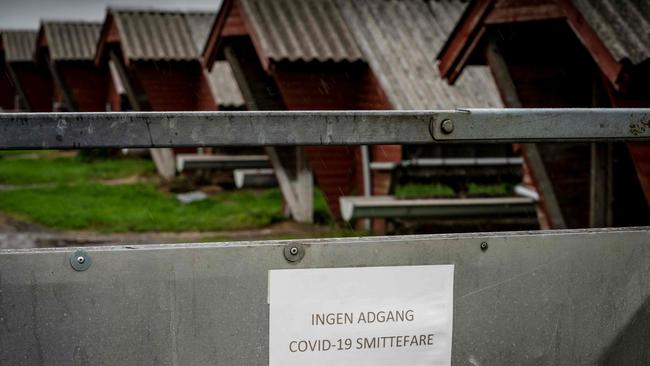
313,188 -> 332,223
0,150 -> 58,158
395,183 -> 456,198
467,183 -> 512,197
0,183 -> 285,232
0,156 -> 154,184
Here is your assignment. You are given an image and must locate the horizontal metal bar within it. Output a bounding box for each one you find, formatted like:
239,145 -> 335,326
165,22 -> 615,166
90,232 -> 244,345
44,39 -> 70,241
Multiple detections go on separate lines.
339,196 -> 536,221
1,227 -> 649,364
370,157 -> 524,170
0,109 -> 648,149
432,108 -> 650,142
0,111 -> 433,149
176,154 -> 270,172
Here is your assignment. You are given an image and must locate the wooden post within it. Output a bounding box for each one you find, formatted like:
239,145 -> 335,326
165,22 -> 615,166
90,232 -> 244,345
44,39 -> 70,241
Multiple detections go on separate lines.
45,55 -> 77,111
109,51 -> 175,180
486,40 -> 567,229
224,40 -> 314,223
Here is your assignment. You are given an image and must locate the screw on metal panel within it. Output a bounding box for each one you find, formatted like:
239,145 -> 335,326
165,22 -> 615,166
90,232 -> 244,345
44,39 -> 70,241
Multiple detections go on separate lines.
283,244 -> 305,263
70,250 -> 91,272
480,242 -> 488,251
440,119 -> 454,134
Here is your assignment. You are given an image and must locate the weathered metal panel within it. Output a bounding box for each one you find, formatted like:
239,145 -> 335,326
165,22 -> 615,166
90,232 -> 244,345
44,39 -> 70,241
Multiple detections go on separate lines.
0,227 -> 648,365
0,109 -> 648,150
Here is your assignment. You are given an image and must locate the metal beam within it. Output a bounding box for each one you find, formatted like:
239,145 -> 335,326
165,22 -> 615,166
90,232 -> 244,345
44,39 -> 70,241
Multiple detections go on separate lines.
0,227 -> 649,364
0,109 -> 648,150
339,196 -> 536,221
430,108 -> 650,142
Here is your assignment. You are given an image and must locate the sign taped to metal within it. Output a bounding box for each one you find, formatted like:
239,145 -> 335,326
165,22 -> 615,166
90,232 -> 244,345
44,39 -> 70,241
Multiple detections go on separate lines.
268,265 -> 455,366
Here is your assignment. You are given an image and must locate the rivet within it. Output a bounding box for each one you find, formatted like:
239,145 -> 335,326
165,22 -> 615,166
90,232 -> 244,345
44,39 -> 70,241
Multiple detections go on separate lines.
70,250 -> 91,272
441,119 -> 454,134
480,242 -> 488,251
283,244 -> 305,263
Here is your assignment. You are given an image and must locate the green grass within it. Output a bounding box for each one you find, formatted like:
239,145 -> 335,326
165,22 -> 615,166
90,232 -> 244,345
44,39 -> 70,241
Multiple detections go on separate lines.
0,155 -> 154,184
0,183 -> 286,232
467,183 -> 512,197
0,150 -> 57,158
395,183 -> 456,198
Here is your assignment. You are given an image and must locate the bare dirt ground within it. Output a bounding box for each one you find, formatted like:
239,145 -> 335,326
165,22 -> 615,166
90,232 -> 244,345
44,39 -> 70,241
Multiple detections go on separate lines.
0,214 -> 334,249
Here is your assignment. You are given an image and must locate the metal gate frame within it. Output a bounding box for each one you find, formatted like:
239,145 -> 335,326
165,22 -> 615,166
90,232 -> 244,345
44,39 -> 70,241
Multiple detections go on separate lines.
0,109 -> 649,365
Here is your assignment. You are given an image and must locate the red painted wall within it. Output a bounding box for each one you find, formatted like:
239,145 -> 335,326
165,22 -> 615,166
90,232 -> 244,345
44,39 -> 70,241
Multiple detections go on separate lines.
58,62 -> 108,112
273,62 -> 396,220
11,63 -> 53,112
132,61 -> 217,111
0,67 -> 16,110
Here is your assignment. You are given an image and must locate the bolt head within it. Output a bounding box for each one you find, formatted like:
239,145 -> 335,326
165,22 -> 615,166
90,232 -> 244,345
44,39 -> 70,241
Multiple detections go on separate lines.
76,256 -> 86,264
441,119 -> 454,134
289,247 -> 299,255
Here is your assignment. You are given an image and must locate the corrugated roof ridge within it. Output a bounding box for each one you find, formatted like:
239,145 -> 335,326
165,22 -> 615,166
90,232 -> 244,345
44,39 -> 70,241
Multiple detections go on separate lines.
42,21 -> 102,61
1,30 -> 38,62
240,0 -> 362,63
110,8 -> 202,61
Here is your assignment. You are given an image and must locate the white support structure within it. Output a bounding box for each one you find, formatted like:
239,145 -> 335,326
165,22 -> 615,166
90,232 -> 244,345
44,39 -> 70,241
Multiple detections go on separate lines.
265,147 -> 313,223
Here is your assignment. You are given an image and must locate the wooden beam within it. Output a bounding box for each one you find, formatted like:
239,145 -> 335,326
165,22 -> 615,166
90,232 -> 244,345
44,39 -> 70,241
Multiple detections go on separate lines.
5,64 -> 32,111
45,56 -> 77,111
438,0 -> 494,83
108,51 -> 144,111
224,38 -> 313,223
109,50 -> 175,180
486,40 -> 567,229
202,0 -> 233,68
485,4 -> 564,24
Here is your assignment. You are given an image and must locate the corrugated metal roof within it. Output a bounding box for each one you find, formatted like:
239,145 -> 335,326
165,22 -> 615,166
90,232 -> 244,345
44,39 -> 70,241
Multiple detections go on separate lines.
184,12 -> 217,56
110,9 -> 202,61
338,0 -> 502,109
239,0 -> 363,63
571,0 -> 650,65
42,22 -> 102,61
206,61 -> 245,107
1,30 -> 37,62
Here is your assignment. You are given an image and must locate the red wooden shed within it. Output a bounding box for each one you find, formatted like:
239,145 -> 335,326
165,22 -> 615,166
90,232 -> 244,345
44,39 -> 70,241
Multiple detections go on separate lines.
204,0 -> 504,223
95,9 -> 243,178
0,30 -> 53,112
0,35 -> 17,111
35,22 -> 107,112
438,0 -> 650,228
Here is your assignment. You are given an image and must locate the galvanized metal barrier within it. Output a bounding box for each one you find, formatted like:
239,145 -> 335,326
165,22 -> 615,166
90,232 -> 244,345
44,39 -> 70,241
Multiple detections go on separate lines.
0,109 -> 649,365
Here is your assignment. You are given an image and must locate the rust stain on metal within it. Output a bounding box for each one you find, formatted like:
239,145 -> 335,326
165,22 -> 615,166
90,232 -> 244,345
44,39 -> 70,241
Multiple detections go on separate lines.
629,119 -> 650,136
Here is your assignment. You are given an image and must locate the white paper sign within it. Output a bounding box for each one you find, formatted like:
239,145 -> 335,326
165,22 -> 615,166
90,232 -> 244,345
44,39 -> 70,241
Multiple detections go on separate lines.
268,265 -> 454,366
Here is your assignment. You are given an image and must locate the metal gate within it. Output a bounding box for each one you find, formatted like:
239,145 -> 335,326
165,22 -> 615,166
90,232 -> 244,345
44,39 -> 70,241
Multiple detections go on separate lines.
0,109 -> 649,365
